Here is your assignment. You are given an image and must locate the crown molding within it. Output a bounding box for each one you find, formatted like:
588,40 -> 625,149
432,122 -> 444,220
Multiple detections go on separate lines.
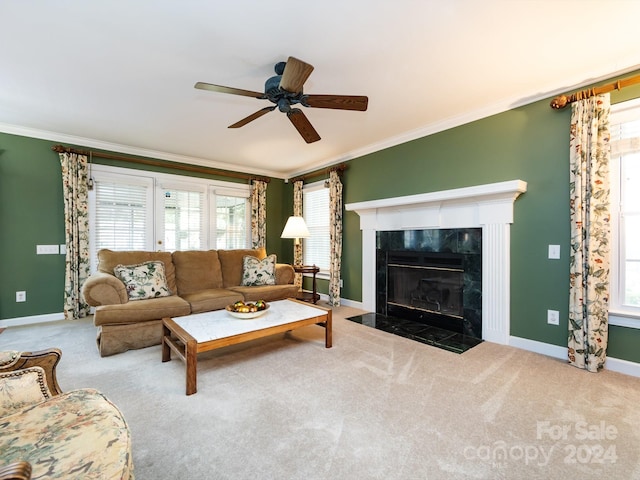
0,123 -> 285,179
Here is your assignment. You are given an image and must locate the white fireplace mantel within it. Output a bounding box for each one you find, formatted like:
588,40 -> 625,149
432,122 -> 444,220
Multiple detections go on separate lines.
345,180 -> 527,345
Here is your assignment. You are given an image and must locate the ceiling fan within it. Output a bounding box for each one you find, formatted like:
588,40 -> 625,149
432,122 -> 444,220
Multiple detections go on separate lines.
195,56 -> 368,144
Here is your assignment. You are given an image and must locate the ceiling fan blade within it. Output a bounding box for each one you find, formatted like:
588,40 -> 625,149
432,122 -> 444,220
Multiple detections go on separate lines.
279,57 -> 314,94
303,94 -> 368,111
195,82 -> 264,99
287,108 -> 321,143
228,106 -> 276,128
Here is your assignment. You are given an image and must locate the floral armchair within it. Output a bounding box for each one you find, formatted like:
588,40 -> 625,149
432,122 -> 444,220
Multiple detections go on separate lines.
0,348 -> 134,479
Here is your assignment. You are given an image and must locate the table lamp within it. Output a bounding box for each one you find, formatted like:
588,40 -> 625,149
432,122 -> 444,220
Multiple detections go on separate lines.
280,216 -> 310,245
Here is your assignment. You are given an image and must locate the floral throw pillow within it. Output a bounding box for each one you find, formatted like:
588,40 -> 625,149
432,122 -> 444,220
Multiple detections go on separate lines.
241,254 -> 277,286
114,261 -> 172,301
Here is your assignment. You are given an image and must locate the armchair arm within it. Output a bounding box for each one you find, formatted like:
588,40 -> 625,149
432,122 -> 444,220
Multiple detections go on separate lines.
82,271 -> 128,306
275,263 -> 295,285
0,348 -> 62,395
0,462 -> 31,480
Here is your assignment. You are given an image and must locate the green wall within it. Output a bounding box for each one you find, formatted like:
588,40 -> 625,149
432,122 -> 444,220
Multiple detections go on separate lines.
2,71 -> 640,364
337,73 -> 640,364
0,134 -> 66,319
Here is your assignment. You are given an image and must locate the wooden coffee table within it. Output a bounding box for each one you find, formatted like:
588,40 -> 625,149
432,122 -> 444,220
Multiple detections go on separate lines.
161,298 -> 332,395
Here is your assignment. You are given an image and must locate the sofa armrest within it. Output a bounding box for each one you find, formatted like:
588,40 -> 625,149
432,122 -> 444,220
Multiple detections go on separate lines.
275,263 -> 295,285
0,348 -> 62,396
0,461 -> 32,480
82,272 -> 128,307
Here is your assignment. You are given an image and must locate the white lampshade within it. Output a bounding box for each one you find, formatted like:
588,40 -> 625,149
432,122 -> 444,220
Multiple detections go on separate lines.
281,216 -> 310,239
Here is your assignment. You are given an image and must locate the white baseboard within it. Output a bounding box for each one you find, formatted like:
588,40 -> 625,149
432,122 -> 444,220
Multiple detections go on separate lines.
337,297 -> 364,309
306,292 -> 364,310
509,335 -> 640,378
0,312 -> 65,327
508,335 -> 567,360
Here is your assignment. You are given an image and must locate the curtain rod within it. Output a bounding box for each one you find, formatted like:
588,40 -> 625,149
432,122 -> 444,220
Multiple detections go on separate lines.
550,72 -> 640,109
51,145 -> 270,183
290,163 -> 347,183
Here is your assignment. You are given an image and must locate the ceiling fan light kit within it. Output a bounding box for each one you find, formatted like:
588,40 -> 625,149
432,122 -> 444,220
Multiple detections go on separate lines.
195,56 -> 368,143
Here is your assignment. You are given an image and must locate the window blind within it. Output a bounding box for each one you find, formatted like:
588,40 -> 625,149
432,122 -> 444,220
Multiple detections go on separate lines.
303,185 -> 330,271
94,180 -> 149,251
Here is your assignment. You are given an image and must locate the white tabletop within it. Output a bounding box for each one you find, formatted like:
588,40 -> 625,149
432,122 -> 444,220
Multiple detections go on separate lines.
171,299 -> 328,343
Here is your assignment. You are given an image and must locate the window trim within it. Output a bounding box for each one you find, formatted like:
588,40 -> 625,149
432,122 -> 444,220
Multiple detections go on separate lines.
609,97 -> 640,329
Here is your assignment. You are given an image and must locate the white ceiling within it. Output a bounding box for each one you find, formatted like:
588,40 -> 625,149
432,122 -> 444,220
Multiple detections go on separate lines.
2,1 -> 640,179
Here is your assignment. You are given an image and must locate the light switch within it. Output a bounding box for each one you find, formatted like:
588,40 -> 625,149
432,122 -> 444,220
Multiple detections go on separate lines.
548,245 -> 560,260
36,245 -> 59,255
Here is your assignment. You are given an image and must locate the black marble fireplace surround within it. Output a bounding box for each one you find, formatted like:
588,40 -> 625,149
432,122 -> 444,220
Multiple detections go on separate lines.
348,228 -> 483,353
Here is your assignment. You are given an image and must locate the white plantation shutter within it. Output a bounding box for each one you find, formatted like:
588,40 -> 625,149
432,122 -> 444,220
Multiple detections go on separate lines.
610,117 -> 640,157
94,179 -> 151,251
303,183 -> 330,271
162,187 -> 205,251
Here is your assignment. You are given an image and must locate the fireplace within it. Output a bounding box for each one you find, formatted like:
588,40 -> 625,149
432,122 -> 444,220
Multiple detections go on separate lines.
345,180 -> 527,345
376,229 -> 482,338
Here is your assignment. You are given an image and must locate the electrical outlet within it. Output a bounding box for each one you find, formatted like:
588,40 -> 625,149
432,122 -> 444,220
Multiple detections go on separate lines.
16,291 -> 26,302
547,309 -> 559,325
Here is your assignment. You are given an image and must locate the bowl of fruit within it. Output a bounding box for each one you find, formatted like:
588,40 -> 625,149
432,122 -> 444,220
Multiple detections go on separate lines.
225,300 -> 269,319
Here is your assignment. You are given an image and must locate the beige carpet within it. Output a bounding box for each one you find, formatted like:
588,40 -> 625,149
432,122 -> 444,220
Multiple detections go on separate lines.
2,303 -> 640,479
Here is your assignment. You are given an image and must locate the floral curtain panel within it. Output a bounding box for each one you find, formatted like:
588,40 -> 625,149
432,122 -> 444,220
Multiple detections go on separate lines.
328,170 -> 343,306
250,180 -> 267,249
568,94 -> 611,372
293,180 -> 304,288
59,152 -> 91,320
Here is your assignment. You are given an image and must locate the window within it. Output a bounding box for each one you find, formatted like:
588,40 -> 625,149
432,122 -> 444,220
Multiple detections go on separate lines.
161,186 -> 205,251
303,181 -> 330,274
215,192 -> 249,249
89,164 -> 250,270
610,98 -> 640,326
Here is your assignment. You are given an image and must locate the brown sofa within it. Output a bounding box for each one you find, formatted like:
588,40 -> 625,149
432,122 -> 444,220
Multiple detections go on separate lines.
82,248 -> 299,356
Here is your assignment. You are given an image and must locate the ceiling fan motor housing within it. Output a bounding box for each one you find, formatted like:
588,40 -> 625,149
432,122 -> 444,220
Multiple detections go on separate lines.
265,67 -> 304,113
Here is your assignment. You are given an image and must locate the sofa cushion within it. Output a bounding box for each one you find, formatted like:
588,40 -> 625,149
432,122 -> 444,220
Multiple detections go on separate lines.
180,289 -> 244,314
172,250 -> 223,294
0,388 -> 133,479
241,254 -> 277,286
114,261 -> 172,301
93,295 -> 191,326
218,248 -> 266,288
0,367 -> 52,417
229,284 -> 300,302
98,249 -> 177,294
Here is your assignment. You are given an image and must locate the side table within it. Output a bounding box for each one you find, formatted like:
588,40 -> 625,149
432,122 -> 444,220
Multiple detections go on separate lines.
293,264 -> 320,304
